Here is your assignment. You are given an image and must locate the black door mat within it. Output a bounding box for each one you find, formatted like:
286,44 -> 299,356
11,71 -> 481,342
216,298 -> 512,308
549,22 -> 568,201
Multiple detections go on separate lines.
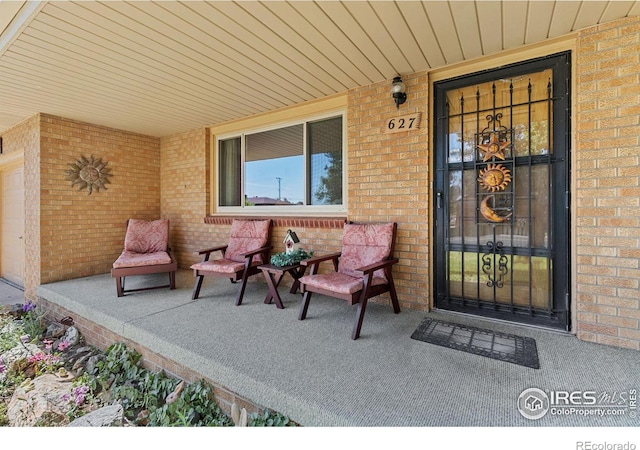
411,318 -> 540,369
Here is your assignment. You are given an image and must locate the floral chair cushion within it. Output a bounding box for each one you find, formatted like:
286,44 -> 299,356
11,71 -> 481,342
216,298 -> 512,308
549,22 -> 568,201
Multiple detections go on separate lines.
113,251 -> 172,268
224,219 -> 270,264
124,219 -> 169,254
190,259 -> 262,274
338,222 -> 395,281
299,272 -> 388,295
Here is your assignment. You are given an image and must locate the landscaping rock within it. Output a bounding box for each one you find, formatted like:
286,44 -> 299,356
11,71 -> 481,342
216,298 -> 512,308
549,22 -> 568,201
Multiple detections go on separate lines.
6,373 -> 74,426
68,404 -> 124,427
0,343 -> 40,382
85,354 -> 105,374
45,322 -> 66,339
71,353 -> 93,371
63,345 -> 92,365
63,326 -> 80,346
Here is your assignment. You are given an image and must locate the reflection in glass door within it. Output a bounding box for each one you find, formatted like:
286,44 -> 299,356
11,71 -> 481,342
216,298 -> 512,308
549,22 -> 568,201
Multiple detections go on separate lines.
434,53 -> 570,330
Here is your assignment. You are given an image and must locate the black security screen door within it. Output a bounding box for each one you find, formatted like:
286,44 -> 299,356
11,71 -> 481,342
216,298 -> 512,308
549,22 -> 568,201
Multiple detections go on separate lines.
434,52 -> 570,330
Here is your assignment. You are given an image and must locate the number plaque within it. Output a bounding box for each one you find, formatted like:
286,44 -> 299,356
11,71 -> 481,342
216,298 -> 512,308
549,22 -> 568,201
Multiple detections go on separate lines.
384,112 -> 421,134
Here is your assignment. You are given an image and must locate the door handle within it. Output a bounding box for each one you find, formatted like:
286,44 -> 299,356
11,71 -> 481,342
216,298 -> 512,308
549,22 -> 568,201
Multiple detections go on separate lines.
436,191 -> 443,209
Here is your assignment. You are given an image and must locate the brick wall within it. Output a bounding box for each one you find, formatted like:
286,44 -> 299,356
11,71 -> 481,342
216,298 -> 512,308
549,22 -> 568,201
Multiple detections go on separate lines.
575,16 -> 640,350
161,77 -> 430,308
37,115 -> 161,286
160,128 -> 212,267
347,72 -> 431,311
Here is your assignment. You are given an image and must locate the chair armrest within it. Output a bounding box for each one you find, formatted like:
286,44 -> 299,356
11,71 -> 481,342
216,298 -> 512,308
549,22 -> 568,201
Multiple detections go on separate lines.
239,245 -> 272,259
300,252 -> 342,266
355,258 -> 399,276
300,251 -> 341,275
194,244 -> 228,256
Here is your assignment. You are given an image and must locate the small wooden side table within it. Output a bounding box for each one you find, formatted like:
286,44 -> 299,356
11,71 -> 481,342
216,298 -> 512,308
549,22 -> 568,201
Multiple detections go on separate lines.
258,263 -> 307,309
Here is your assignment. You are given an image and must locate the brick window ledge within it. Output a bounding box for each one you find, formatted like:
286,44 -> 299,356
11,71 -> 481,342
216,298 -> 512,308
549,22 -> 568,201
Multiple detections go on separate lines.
204,216 -> 347,229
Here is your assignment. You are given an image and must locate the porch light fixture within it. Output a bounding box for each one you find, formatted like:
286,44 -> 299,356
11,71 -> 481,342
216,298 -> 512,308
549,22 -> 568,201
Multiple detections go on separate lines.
391,76 -> 407,109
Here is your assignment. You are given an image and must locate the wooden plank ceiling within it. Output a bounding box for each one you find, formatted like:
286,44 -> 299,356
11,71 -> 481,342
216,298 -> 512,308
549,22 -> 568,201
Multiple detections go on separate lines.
0,1 -> 638,137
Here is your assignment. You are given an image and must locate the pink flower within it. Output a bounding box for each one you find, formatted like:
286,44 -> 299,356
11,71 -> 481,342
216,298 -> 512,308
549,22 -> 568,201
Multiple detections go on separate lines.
73,385 -> 89,396
57,340 -> 70,351
75,394 -> 85,406
28,352 -> 45,363
43,339 -> 53,351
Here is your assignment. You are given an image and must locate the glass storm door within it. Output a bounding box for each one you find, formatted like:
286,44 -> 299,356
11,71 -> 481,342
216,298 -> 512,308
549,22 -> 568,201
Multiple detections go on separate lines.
434,52 -> 570,330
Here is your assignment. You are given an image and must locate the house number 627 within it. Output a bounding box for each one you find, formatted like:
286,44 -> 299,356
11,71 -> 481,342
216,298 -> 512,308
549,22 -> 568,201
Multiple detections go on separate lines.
384,112 -> 422,134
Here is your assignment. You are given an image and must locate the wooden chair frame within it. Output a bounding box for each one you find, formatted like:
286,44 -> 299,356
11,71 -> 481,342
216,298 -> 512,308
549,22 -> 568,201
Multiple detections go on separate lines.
298,222 -> 400,340
191,219 -> 272,305
111,220 -> 177,297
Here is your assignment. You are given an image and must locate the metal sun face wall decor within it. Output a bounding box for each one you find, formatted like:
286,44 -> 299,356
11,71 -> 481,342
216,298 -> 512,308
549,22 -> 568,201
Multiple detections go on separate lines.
64,155 -> 113,195
476,114 -> 513,223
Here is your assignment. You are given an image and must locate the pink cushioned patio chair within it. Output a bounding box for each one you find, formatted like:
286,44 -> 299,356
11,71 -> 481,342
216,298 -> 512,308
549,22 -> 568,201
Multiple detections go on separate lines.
297,222 -> 400,340
190,219 -> 272,305
111,219 -> 177,297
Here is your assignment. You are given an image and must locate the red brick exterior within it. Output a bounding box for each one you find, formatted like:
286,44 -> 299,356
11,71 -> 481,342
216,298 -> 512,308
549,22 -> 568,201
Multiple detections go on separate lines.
575,16 -> 640,350
347,72 -> 430,311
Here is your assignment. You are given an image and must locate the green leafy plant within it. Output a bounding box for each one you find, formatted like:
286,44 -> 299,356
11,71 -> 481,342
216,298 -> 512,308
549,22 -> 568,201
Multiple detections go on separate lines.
148,379 -> 231,427
91,342 -> 143,390
18,302 -> 48,342
248,409 -> 293,427
111,370 -> 177,419
270,248 -> 314,267
91,344 -> 231,426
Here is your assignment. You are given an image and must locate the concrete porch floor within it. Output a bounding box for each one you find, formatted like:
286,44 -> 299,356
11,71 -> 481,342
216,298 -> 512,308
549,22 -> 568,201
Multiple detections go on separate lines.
0,278 -> 24,306
33,269 -> 639,428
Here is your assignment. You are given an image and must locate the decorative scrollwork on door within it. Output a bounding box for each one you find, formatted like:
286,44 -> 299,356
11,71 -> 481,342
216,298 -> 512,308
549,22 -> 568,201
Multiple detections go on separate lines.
482,241 -> 509,288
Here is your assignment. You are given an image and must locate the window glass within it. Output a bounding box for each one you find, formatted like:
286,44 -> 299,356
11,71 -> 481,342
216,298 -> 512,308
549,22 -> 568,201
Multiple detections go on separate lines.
245,124 -> 304,206
218,137 -> 241,206
309,116 -> 343,205
216,114 -> 344,212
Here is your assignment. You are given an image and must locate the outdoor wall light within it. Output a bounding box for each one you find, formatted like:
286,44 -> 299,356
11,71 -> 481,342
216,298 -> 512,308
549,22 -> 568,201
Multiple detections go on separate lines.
391,76 -> 407,109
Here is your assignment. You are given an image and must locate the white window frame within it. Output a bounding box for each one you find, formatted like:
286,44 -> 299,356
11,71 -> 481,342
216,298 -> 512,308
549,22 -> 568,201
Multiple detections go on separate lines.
214,110 -> 347,216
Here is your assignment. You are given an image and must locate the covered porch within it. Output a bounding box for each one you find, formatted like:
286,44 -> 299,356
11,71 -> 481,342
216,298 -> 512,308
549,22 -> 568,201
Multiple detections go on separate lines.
34,270 -> 639,428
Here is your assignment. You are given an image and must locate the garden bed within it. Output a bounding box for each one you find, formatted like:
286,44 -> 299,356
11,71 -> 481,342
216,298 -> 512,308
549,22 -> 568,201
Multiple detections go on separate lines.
0,302 -> 293,427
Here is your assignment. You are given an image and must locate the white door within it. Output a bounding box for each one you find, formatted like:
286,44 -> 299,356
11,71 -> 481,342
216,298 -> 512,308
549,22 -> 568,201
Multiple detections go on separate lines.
1,166 -> 25,287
